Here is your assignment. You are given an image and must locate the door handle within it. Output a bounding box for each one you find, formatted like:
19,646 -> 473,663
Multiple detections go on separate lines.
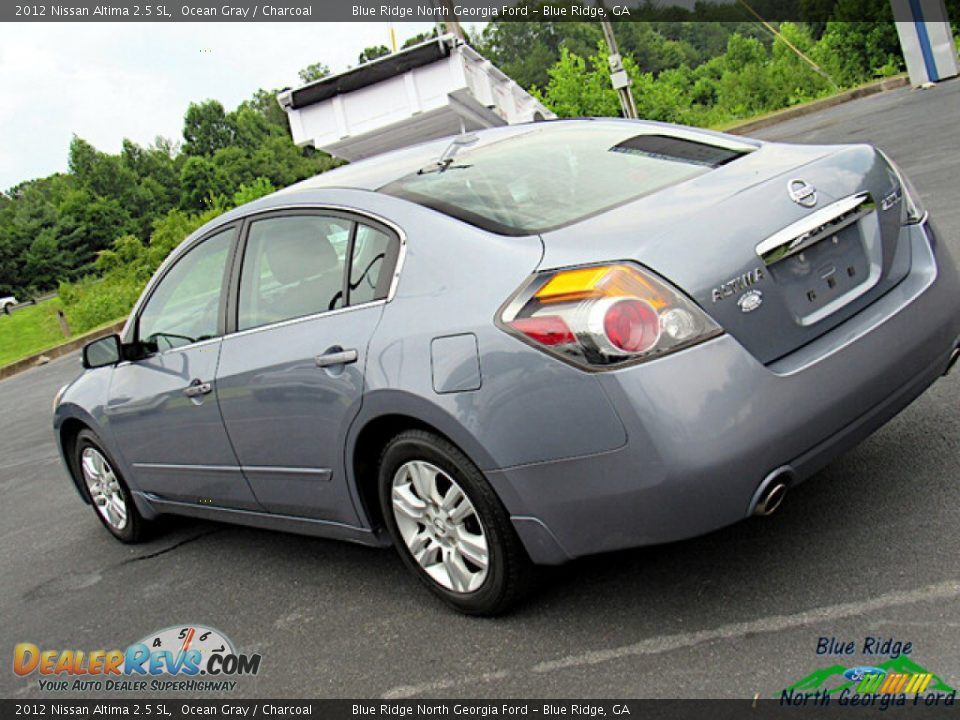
315,348 -> 358,368
183,380 -> 213,398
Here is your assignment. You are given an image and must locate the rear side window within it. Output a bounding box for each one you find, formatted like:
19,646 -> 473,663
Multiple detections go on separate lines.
238,215 -> 349,331
349,224 -> 395,305
237,214 -> 400,331
379,123 -> 751,235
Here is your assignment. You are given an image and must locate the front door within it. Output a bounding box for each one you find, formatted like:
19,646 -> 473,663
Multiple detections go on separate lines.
216,212 -> 401,522
106,225 -> 260,510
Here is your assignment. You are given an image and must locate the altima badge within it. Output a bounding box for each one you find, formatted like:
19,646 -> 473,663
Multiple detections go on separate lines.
788,178 -> 817,208
712,266 -> 764,303
738,289 -> 763,313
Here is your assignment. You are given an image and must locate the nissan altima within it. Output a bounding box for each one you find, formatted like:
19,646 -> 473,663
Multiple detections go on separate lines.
53,120 -> 960,614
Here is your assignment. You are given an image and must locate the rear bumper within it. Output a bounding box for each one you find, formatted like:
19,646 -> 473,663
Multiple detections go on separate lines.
488,222 -> 960,564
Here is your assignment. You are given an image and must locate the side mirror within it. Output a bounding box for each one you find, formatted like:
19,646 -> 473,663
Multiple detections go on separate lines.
82,334 -> 124,369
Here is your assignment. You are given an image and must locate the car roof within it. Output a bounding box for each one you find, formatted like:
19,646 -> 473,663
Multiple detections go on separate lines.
277,118 -> 759,196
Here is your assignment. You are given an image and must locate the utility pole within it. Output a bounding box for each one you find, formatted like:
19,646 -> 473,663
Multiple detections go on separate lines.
435,0 -> 465,40
600,20 -> 638,119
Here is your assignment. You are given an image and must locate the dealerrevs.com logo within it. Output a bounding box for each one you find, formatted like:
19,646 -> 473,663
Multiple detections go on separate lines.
13,624 -> 261,693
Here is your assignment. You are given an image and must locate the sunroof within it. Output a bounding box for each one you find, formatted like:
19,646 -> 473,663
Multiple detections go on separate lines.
610,135 -> 743,168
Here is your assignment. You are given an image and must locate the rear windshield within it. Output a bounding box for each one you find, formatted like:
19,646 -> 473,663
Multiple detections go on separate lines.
378,124 -> 749,235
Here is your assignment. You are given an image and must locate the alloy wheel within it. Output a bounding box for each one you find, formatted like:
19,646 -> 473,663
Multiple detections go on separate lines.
390,460 -> 489,593
80,447 -> 128,531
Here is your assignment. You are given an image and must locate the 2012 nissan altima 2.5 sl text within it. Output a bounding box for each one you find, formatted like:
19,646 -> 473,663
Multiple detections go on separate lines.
52,120 -> 960,614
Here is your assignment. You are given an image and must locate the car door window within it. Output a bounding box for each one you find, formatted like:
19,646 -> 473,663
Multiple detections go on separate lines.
238,215 -> 350,332
137,227 -> 233,351
348,223 -> 397,305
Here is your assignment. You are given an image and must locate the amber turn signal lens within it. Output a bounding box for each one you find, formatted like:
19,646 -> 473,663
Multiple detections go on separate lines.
535,264 -> 671,310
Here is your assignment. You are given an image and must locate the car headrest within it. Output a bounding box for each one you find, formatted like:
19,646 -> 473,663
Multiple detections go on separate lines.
263,219 -> 341,286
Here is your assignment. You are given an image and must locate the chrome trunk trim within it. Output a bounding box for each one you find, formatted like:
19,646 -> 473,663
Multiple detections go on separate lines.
756,192 -> 874,266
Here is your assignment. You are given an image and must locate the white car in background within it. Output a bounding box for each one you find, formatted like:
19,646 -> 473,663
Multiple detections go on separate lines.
0,296 -> 16,313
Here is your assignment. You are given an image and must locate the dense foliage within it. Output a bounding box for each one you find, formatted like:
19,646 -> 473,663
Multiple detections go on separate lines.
0,85 -> 338,302
477,3 -> 918,125
0,74 -> 345,331
529,23 -> 871,126
59,181 -> 275,333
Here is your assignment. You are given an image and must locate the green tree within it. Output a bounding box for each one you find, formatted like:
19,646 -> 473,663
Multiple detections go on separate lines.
55,190 -> 134,272
402,29 -> 438,48
478,16 -> 601,90
478,13 -> 764,91
23,230 -> 67,291
1,175 -> 74,293
182,100 -> 235,156
358,45 -> 390,64
298,62 -> 330,84
243,89 -> 291,135
69,136 -> 138,202
179,155 -> 222,211
532,45 -> 620,118
232,177 -> 276,206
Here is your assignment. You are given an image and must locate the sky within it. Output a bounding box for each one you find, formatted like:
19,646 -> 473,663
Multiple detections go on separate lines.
0,22 -> 478,191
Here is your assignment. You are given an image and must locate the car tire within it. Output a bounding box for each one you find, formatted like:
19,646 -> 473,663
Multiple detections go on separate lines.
378,429 -> 531,615
74,429 -> 150,543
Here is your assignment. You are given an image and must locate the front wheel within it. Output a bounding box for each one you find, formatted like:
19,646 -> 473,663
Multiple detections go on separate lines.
378,430 -> 531,615
75,429 -> 150,543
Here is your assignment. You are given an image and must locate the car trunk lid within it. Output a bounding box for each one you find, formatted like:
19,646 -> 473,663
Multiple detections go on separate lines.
538,142 -> 910,364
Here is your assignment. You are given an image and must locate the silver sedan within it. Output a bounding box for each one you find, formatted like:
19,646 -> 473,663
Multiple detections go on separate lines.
55,120 -> 960,614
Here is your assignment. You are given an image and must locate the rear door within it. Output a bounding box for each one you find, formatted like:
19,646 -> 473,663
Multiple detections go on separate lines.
216,210 -> 402,522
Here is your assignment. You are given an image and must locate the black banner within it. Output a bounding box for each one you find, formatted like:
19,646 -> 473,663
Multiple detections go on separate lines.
2,699 -> 960,719
2,0 -> 953,23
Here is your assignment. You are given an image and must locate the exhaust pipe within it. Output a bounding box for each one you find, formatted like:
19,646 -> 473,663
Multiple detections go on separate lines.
750,466 -> 793,517
754,481 -> 787,516
945,348 -> 960,376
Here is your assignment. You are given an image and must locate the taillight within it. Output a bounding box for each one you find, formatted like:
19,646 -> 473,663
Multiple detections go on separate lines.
602,298 -> 659,353
498,263 -> 721,369
878,150 -> 926,225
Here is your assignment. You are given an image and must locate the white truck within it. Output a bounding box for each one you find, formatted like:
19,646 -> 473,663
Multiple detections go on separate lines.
1,296 -> 17,313
278,34 -> 555,162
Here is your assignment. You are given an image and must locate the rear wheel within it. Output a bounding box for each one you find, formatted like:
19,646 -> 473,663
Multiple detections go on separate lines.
75,429 -> 149,543
378,430 -> 530,615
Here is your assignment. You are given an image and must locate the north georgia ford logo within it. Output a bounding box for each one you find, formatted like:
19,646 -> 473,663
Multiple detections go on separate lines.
13,625 -> 261,692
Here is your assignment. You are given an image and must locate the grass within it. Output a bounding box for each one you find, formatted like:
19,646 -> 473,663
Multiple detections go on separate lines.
0,298 -> 124,368
0,299 -> 70,367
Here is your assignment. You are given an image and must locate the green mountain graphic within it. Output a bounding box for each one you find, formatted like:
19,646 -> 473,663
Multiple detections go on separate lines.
781,656 -> 956,697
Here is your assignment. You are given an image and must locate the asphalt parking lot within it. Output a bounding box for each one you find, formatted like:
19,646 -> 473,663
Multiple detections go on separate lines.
3,79 -> 960,700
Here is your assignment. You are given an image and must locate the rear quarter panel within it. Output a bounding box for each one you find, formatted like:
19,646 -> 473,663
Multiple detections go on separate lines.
355,195 -> 628,471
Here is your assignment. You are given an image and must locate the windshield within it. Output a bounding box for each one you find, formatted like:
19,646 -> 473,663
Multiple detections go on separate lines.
378,123 -> 749,235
